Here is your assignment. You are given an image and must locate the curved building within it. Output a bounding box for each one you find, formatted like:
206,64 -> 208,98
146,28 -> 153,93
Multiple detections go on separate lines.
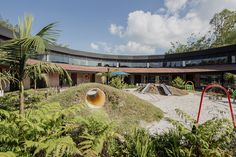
0,25 -> 236,90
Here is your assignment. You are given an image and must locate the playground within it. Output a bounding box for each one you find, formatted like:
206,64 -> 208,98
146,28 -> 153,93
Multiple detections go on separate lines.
127,84 -> 236,134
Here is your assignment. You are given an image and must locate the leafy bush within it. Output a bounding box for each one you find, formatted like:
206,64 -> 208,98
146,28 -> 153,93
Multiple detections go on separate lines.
109,77 -> 126,89
0,89 -> 45,111
153,109 -> 236,157
107,128 -> 155,157
172,77 -> 185,89
224,72 -> 236,88
0,103 -> 82,156
0,102 -> 118,157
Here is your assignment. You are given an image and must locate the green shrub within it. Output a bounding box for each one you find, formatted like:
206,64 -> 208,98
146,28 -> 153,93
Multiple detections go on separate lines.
109,77 -> 126,89
153,109 -> 236,157
224,72 -> 236,88
172,77 -> 185,89
0,103 -> 82,156
107,129 -> 155,157
0,89 -> 45,111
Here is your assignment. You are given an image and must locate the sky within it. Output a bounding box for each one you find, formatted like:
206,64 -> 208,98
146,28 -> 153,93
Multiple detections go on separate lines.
1,0 -> 236,55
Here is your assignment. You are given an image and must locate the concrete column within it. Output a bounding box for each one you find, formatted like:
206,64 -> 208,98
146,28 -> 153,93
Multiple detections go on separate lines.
141,75 -> 146,83
23,77 -> 31,89
155,75 -> 160,84
49,73 -> 59,87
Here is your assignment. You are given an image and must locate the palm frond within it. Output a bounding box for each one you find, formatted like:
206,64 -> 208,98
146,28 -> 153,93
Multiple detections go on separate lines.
17,15 -> 33,39
36,22 -> 59,45
0,72 -> 16,90
25,62 -> 72,86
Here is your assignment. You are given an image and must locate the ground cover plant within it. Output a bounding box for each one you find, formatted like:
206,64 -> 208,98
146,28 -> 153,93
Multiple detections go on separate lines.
0,84 -> 235,156
172,77 -> 185,89
46,83 -> 163,132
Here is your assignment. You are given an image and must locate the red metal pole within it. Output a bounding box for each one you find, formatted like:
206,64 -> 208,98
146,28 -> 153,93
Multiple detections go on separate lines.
226,90 -> 236,128
196,84 -> 236,128
197,87 -> 206,123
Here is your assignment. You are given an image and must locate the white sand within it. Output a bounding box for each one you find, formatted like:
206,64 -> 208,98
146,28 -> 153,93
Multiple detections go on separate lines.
127,89 -> 236,134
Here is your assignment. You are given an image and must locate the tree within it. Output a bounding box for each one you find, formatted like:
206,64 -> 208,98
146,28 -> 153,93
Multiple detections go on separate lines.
167,9 -> 236,54
223,72 -> 235,88
0,71 -> 15,91
26,62 -> 71,90
224,28 -> 236,45
0,15 -> 71,114
210,9 -> 236,47
0,15 -> 18,31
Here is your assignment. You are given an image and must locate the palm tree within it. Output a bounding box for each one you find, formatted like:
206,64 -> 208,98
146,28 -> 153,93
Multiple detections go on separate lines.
0,71 -> 15,92
26,62 -> 71,90
0,15 -> 71,114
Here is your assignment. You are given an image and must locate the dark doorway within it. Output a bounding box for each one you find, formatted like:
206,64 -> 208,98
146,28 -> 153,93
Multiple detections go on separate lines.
134,75 -> 141,84
186,74 -> 194,82
124,76 -> 130,84
10,81 -> 19,91
71,73 -> 77,86
91,74 -> 95,82
147,75 -> 155,83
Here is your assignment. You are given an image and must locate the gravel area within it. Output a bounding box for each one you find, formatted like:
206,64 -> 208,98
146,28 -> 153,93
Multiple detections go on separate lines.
126,89 -> 236,134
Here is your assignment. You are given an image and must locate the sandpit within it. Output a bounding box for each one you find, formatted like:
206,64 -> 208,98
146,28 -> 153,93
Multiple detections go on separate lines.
128,90 -> 236,134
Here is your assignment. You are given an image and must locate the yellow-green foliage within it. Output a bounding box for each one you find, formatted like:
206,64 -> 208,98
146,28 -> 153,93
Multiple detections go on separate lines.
155,109 -> 236,157
172,76 -> 185,89
0,101 -> 116,157
0,152 -> 16,157
46,83 -> 163,132
0,103 -> 82,156
109,77 -> 126,89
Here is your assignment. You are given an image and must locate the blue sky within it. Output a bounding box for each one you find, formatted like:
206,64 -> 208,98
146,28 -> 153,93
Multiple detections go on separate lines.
1,0 -> 236,55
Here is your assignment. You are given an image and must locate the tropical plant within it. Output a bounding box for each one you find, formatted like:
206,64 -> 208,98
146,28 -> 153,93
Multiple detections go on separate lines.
106,128 -> 155,157
26,62 -> 71,90
96,72 -> 107,84
0,102 -> 83,156
109,77 -> 126,89
153,109 -> 236,157
0,16 -> 18,31
224,72 -> 235,87
96,70 -> 112,85
172,77 -> 185,89
0,15 -> 71,114
0,71 -> 15,91
74,117 -> 117,157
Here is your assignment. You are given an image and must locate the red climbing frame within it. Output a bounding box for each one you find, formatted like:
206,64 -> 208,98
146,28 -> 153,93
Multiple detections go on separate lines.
196,84 -> 236,128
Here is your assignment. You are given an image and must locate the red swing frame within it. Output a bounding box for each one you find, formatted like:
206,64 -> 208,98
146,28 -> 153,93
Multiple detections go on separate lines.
196,84 -> 236,128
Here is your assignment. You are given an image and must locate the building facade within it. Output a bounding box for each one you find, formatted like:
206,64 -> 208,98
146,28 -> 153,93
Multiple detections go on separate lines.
0,25 -> 236,90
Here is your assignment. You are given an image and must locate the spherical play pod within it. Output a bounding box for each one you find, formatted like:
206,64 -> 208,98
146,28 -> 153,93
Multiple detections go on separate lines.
85,88 -> 106,108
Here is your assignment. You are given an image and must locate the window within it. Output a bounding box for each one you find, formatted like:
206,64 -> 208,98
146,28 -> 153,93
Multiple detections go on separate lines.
232,56 -> 236,63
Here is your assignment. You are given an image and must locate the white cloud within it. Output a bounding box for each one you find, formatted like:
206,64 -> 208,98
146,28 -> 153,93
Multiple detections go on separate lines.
90,41 -> 155,54
123,10 -> 208,48
164,0 -> 188,13
114,41 -> 155,54
109,24 -> 124,37
90,42 -> 99,50
91,0 -> 236,54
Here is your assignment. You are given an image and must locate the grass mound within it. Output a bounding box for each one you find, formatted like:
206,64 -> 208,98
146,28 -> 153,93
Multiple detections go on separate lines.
46,83 -> 163,131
